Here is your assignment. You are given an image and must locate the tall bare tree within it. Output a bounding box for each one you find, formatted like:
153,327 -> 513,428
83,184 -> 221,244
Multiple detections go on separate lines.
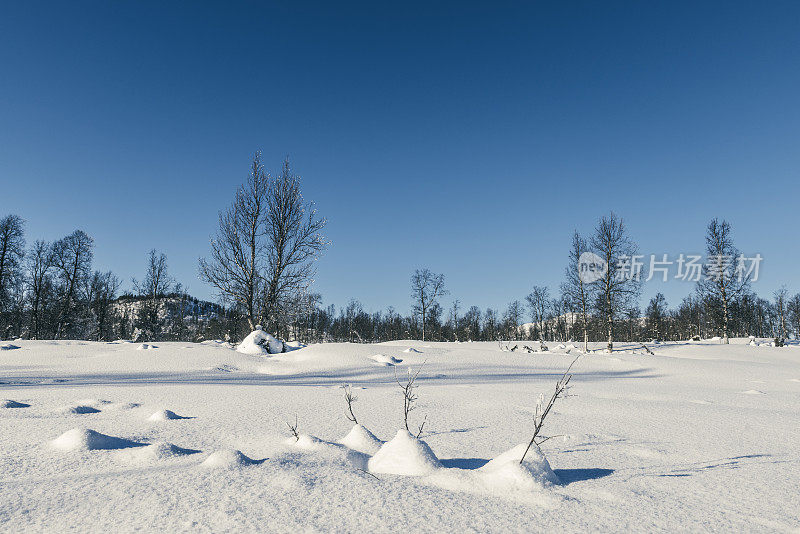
591,212 -> 640,352
52,230 -> 93,338
133,249 -> 174,340
697,219 -> 748,344
526,286 -> 550,342
26,240 -> 54,339
774,287 -> 788,340
0,215 -> 25,316
561,231 -> 591,351
410,268 -> 447,341
262,159 -> 328,334
200,152 -> 269,330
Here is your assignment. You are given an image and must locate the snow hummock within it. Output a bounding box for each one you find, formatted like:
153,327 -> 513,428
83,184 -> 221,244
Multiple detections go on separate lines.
369,354 -> 403,366
51,428 -> 145,451
137,343 -> 157,350
1,399 -> 30,408
0,343 -> 20,350
147,409 -> 189,421
201,449 -> 262,468
116,441 -> 200,464
237,326 -> 284,355
402,347 -> 422,353
338,424 -> 383,455
479,443 -> 560,488
368,430 -> 442,475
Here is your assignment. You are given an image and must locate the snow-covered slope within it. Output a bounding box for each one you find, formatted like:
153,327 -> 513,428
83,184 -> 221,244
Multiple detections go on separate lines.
1,339 -> 799,532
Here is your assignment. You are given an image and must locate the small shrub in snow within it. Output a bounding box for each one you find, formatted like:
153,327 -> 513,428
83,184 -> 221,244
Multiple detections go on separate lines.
520,356 -> 578,464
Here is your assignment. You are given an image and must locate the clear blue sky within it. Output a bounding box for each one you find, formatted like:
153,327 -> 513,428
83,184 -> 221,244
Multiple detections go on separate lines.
1,1 -> 799,316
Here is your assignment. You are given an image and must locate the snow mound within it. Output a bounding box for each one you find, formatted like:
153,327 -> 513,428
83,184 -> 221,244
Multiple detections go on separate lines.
369,354 -> 403,366
137,343 -> 157,350
741,389 -> 765,395
148,409 -> 190,421
201,449 -> 262,468
338,424 -> 383,455
51,428 -> 145,451
0,343 -> 20,350
55,405 -> 101,415
368,430 -> 442,476
237,326 -> 284,355
117,441 -> 200,463
1,399 -> 30,408
403,347 -> 422,353
479,443 -> 560,488
284,433 -> 327,450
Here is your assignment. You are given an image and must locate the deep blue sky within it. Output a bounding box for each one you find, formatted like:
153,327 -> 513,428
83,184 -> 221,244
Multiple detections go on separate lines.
1,2 -> 798,316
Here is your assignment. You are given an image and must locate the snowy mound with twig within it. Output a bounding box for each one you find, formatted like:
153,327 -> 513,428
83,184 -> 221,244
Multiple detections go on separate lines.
368,430 -> 442,475
479,443 -> 560,488
236,326 -> 284,355
338,424 -> 383,455
50,428 -> 144,451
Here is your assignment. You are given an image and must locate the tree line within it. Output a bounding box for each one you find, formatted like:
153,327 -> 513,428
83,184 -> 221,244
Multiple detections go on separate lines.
3,154 -> 798,347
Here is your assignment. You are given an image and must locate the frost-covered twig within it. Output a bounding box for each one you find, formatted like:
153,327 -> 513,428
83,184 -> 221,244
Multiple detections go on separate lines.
286,414 -> 300,442
341,384 -> 359,424
395,363 -> 425,433
520,356 -> 579,464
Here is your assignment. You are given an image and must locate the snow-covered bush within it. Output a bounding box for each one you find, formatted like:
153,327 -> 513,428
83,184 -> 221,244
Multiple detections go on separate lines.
237,325 -> 284,355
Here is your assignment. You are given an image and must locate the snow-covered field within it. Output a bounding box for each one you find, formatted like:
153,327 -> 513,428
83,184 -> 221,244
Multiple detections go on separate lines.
1,338 -> 799,532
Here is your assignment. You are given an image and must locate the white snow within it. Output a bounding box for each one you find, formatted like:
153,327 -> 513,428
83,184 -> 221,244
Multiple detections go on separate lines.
0,338 -> 798,531
368,430 -> 442,476
338,424 -> 383,455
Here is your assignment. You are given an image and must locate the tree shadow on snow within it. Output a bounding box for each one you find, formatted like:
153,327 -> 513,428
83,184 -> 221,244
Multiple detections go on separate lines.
553,468 -> 614,484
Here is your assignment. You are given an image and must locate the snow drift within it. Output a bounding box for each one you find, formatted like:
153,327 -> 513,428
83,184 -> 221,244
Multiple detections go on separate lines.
368,430 -> 442,475
51,428 -> 145,451
201,449 -> 263,468
338,424 -> 383,455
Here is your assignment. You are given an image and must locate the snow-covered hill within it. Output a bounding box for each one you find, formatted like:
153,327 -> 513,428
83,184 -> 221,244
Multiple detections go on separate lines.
1,339 -> 799,532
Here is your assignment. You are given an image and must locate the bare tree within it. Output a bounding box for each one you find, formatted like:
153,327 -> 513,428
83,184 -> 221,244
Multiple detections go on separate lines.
133,249 -> 175,341
520,356 -> 579,464
26,240 -> 54,339
0,215 -> 25,316
561,231 -> 592,351
200,153 -> 269,330
697,219 -> 749,344
52,230 -> 94,338
646,293 -> 667,341
774,287 -> 788,340
788,293 -> 800,340
410,269 -> 447,341
526,286 -> 550,342
591,212 -> 640,352
262,159 -> 328,335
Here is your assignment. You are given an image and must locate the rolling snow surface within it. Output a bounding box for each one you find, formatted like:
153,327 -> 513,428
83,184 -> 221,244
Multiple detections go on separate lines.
1,338 -> 799,532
